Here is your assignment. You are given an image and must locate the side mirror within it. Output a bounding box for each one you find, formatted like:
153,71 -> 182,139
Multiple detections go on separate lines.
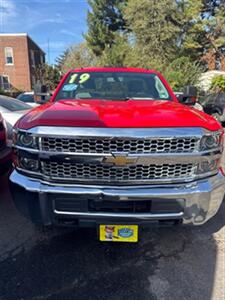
174,92 -> 184,103
34,84 -> 51,104
178,85 -> 198,106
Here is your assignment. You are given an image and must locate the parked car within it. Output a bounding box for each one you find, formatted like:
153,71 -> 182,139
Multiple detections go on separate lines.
0,95 -> 31,145
201,93 -> 225,123
18,90 -> 52,106
17,92 -> 39,107
0,113 -> 11,175
10,67 -> 225,242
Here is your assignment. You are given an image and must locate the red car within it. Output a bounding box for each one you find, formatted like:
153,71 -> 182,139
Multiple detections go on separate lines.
0,113 -> 11,175
10,67 -> 225,242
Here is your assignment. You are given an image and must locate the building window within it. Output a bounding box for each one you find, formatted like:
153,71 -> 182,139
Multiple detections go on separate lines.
0,75 -> 10,90
30,50 -> 35,67
5,47 -> 14,65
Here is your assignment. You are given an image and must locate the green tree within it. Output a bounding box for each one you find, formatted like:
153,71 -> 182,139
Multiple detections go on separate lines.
61,42 -> 96,73
211,75 -> 225,92
124,0 -> 180,62
55,49 -> 70,71
97,35 -> 132,66
163,57 -> 203,90
124,0 -> 206,62
35,64 -> 61,90
175,0 -> 205,59
85,0 -> 127,56
201,0 -> 225,67
83,0 -> 225,88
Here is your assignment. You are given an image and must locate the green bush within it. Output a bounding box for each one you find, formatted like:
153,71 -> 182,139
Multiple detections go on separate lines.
163,57 -> 203,91
211,75 -> 225,92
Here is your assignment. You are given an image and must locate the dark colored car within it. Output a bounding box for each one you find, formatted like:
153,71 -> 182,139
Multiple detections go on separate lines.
202,93 -> 225,123
0,113 -> 11,175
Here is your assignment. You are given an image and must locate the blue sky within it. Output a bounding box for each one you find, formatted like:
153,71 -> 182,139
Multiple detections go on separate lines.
0,0 -> 89,63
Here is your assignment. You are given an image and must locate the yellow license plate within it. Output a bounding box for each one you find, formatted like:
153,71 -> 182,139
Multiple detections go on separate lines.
99,225 -> 138,242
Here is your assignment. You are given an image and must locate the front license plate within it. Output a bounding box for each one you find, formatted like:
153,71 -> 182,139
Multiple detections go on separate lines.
99,225 -> 138,242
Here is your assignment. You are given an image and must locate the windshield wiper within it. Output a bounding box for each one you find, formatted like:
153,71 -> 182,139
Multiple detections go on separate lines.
123,97 -> 154,100
73,97 -> 155,101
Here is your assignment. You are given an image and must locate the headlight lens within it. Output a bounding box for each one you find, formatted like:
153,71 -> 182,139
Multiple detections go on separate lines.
19,157 -> 39,172
197,160 -> 219,174
200,131 -> 223,151
19,134 -> 33,147
14,131 -> 38,149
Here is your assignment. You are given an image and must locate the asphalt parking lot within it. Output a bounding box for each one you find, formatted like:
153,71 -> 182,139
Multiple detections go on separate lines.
0,172 -> 224,300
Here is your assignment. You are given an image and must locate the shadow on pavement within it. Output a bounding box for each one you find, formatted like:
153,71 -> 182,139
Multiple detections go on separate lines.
0,175 -> 224,300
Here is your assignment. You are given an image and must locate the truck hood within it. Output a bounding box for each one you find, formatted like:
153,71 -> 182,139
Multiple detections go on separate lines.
16,99 -> 221,131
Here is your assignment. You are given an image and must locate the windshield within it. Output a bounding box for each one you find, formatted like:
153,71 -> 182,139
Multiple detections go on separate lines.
0,96 -> 31,112
55,72 -> 171,101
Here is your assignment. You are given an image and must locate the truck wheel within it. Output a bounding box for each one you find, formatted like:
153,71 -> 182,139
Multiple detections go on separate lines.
212,113 -> 221,123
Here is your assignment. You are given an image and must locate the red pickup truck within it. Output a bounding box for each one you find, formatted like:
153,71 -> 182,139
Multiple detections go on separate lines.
0,113 -> 11,175
10,67 -> 225,242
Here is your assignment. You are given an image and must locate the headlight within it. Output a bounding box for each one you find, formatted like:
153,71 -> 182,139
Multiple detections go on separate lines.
19,157 -> 39,172
197,160 -> 219,174
19,134 -> 34,147
13,131 -> 38,149
200,131 -> 223,151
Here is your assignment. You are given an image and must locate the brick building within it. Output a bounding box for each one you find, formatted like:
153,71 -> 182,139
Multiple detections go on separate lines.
0,33 -> 45,91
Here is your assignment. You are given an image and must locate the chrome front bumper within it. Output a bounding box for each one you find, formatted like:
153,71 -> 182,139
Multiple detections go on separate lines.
10,170 -> 225,226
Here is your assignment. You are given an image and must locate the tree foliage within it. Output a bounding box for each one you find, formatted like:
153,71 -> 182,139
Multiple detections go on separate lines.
163,57 -> 203,90
176,0 -> 205,59
201,0 -> 225,67
85,0 -> 127,56
34,64 -> 61,90
60,43 -> 96,73
211,75 -> 225,92
97,35 -> 132,67
56,0 -> 225,90
124,0 -> 180,61
123,0 -> 204,88
55,49 -> 70,71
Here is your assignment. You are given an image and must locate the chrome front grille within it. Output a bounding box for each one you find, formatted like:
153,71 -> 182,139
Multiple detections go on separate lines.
41,137 -> 198,154
42,162 -> 196,183
15,127 -> 221,185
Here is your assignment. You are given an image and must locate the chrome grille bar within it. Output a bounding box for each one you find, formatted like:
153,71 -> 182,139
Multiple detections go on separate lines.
41,136 -> 198,154
42,161 -> 197,182
15,127 -> 219,184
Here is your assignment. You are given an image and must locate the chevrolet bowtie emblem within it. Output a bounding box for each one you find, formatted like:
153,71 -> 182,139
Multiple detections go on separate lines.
103,154 -> 137,166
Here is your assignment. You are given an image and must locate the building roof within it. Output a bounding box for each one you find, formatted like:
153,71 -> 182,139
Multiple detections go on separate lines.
0,33 -> 45,54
